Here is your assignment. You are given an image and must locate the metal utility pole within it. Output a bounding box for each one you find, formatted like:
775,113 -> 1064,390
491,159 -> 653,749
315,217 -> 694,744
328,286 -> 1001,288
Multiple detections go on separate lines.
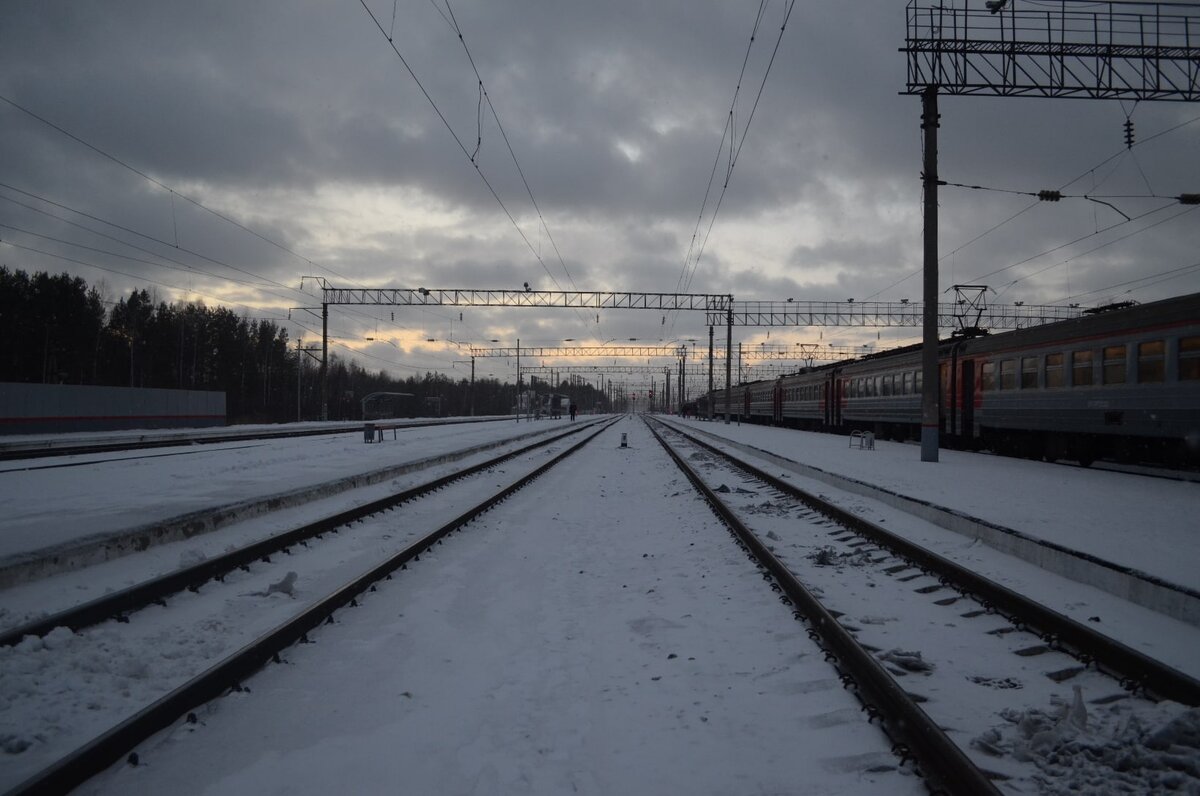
902,1 -> 1200,462
320,302 -> 329,421
516,338 -> 521,423
678,349 -> 685,414
295,338 -> 322,423
724,306 -> 732,424
470,356 -> 475,416
708,326 -> 715,420
920,85 -> 940,463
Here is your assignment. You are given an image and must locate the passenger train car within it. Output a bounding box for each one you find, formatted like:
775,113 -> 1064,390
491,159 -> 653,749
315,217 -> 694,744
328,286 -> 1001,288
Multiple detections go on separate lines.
697,292 -> 1200,466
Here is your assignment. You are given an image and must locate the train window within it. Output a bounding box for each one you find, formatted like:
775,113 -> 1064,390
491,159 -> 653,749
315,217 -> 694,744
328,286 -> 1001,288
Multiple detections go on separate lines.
1181,337 -> 1200,381
1137,341 -> 1165,383
1021,357 -> 1039,389
981,361 -> 996,391
1103,345 -> 1126,385
914,370 -> 922,394
1000,360 -> 1017,390
1045,353 -> 1064,388
881,374 -> 892,396
1072,350 -> 1093,386
902,371 -> 912,395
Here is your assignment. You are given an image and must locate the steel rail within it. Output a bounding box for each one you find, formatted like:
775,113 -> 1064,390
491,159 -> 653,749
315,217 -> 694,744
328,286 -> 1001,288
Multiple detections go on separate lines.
653,417 -> 1200,708
0,418 -> 606,647
4,417 -> 619,796
645,417 -> 1001,795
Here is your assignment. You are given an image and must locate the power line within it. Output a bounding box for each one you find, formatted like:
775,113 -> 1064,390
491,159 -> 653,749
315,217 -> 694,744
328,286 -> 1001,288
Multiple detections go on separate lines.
969,201 -> 1190,286
438,0 -> 591,334
1048,259 -> 1200,305
357,0 -> 589,325
0,184 -> 300,296
0,91 -> 450,348
0,237 -> 289,323
866,113 -> 1200,301
991,204 -> 1198,297
0,93 -> 361,287
681,0 -> 796,299
674,0 -> 769,298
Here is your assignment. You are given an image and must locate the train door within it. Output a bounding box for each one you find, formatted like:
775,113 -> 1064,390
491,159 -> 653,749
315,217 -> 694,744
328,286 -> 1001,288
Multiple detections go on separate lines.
832,373 -> 843,427
960,359 -> 975,442
772,379 -> 783,425
822,378 -> 831,427
822,370 -> 842,428
939,362 -> 950,434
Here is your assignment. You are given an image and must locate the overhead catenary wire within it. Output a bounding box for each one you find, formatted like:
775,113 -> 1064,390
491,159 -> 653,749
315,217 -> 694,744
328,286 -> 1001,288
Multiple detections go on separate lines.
989,204 -> 1198,298
665,0 -> 795,338
1048,258 -> 1200,306
0,98 -> 452,350
673,0 -> 770,298
0,237 -> 290,323
438,0 -> 592,335
0,93 -> 362,288
865,112 -> 1200,302
0,183 -> 300,296
0,181 -> 505,360
358,0 -> 597,340
680,0 -> 796,299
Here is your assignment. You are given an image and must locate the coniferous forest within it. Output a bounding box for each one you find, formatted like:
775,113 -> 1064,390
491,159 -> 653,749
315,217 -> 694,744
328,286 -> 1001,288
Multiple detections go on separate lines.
0,266 -> 582,423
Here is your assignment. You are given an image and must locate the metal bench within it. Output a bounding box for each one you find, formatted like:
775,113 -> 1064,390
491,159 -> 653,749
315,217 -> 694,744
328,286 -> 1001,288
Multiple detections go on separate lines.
363,423 -> 401,443
849,430 -> 875,450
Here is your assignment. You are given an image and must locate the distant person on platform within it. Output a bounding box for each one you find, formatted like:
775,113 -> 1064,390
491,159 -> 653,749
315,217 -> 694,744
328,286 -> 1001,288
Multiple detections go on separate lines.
569,403 -> 578,421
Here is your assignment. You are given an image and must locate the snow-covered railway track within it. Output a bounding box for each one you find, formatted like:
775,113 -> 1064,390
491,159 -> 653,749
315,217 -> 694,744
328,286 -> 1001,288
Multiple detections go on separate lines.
0,418 -> 617,795
0,418 -> 606,645
65,416 -> 932,794
648,416 -> 1200,794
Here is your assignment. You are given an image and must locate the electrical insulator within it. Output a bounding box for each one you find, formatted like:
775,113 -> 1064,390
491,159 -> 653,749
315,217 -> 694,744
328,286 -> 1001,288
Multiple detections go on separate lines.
1124,118 -> 1135,149
1037,190 -> 1062,202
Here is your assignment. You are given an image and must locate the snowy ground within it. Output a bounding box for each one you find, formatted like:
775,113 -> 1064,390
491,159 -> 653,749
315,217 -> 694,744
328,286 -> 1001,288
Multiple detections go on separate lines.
668,417 -> 1200,592
1,414 -> 1198,794
16,417 -> 921,795
0,417 -> 557,561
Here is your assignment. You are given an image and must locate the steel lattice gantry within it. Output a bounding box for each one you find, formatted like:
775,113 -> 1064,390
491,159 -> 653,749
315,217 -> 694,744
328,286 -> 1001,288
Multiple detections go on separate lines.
323,287 -> 732,312
317,282 -> 1080,329
902,1 -> 1200,101
710,300 -> 1081,328
477,344 -> 873,362
899,1 -> 1199,463
469,346 -> 686,358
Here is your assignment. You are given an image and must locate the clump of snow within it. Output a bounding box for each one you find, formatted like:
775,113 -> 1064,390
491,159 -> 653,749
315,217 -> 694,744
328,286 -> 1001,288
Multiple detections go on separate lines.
807,546 -> 870,568
263,571 -> 297,597
239,571 -> 298,598
743,501 -> 791,517
878,648 -> 935,675
973,688 -> 1200,793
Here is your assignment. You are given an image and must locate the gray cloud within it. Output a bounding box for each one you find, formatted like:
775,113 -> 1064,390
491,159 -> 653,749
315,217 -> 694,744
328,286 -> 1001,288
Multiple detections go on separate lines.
2,0 -> 1197,381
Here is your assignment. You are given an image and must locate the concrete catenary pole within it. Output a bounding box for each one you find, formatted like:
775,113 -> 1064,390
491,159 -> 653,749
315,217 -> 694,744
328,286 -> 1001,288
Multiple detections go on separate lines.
920,86 -> 940,463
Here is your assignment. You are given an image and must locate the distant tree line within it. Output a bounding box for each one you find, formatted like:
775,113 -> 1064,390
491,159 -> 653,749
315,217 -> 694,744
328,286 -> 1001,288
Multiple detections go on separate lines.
0,266 -> 604,423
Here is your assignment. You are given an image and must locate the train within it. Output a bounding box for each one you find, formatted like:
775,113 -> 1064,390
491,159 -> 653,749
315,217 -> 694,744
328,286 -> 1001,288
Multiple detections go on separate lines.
691,292 -> 1200,466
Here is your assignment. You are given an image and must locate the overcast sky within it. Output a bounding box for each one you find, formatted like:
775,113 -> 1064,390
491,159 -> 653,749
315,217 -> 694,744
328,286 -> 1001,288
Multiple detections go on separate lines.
2,1 -> 1197,384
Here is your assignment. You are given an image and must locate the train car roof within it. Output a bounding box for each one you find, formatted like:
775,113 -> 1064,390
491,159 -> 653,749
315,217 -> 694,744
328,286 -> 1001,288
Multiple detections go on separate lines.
958,291 -> 1200,356
729,292 -> 1199,389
